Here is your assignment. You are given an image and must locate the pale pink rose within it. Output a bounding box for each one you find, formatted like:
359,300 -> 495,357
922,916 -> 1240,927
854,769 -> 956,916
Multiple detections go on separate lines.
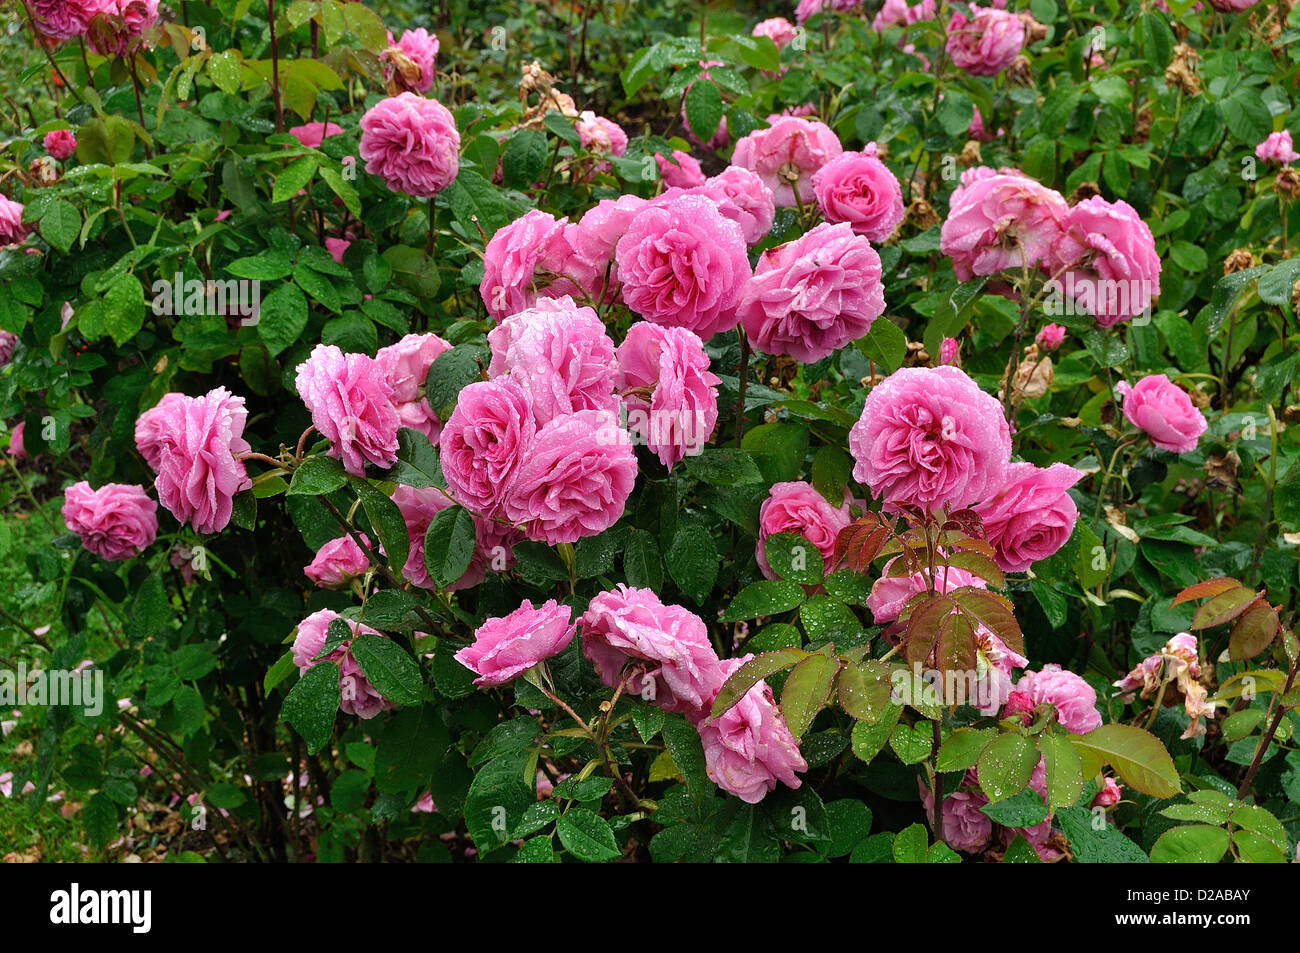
1115,374 -> 1207,454
44,129 -> 76,160
919,781 -> 993,853
1050,196 -> 1160,326
940,166 -> 1069,281
86,0 -> 158,56
7,421 -> 25,460
0,331 -> 17,366
501,409 -> 637,545
811,150 -> 905,241
62,481 -> 157,561
29,0 -> 111,40
873,0 -> 910,29
752,16 -> 797,48
1255,131 -> 1298,164
655,150 -> 706,188
581,585 -> 721,717
479,209 -> 594,320
140,387 -> 253,534
577,111 -> 629,156
359,92 -> 460,198
1092,778 -> 1122,808
849,365 -> 1012,513
375,332 -> 453,444
295,344 -> 401,476
975,462 -> 1084,573
867,560 -> 986,624
487,297 -> 619,427
755,480 -> 852,580
455,598 -> 576,686
387,27 -> 439,92
702,166 -> 776,246
0,195 -> 29,245
1014,664 -> 1101,734
1035,323 -> 1066,350
696,655 -> 807,803
391,485 -> 486,591
291,609 -> 394,720
731,116 -> 843,208
324,237 -> 351,265
568,195 -> 648,293
973,627 -> 1029,715
945,8 -> 1024,76
304,535 -> 371,589
440,377 -> 535,518
615,193 -> 751,340
289,122 -> 344,148
617,322 -> 720,470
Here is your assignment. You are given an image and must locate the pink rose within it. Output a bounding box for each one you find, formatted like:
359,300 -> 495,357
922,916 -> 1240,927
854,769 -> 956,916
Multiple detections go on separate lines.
1207,0 -> 1256,10
1115,374 -> 1207,454
29,0 -> 111,39
295,344 -> 401,476
939,337 -> 960,366
696,656 -> 807,803
479,209 -> 593,320
440,377 -> 535,518
304,535 -> 371,589
1035,323 -> 1066,350
731,116 -> 843,207
359,92 -> 460,198
945,8 -> 1024,76
44,129 -> 76,160
617,321 -> 720,470
392,485 -> 486,591
577,111 -> 629,156
1092,778 -> 1122,808
139,387 -> 253,534
7,421 -> 25,460
501,409 -> 637,545
0,331 -> 17,366
849,366 -> 1012,513
615,193 -> 751,340
755,481 -> 852,580
289,122 -> 344,148
655,150 -> 707,188
702,166 -> 776,246
0,195 -> 29,245
919,783 -> 993,853
974,627 -> 1029,715
291,609 -> 394,720
975,462 -> 1084,573
1014,664 -> 1102,734
86,0 -> 158,56
1050,196 -> 1160,326
324,237 -> 351,265
752,16 -> 797,48
940,167 -> 1068,281
455,598 -> 576,686
387,27 -> 439,92
568,195 -> 648,293
737,221 -> 886,363
1255,130 -> 1298,164
62,481 -> 157,561
867,560 -> 986,624
811,150 -> 905,241
375,332 -> 453,444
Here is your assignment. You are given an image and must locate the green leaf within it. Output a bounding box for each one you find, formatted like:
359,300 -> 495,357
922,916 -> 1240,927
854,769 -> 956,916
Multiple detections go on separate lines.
740,422 -> 808,484
1069,724 -> 1180,798
101,272 -> 144,346
282,661 -> 340,754
1150,824 -> 1231,863
424,505 -> 477,590
556,808 -> 621,862
836,660 -> 892,722
781,651 -> 840,739
889,720 -> 933,764
350,635 -> 423,706
257,282 -> 308,357
1057,805 -> 1150,862
623,528 -> 663,591
850,704 -> 901,764
976,733 -> 1039,801
373,704 -> 449,794
1038,731 -> 1085,810
764,531 -> 825,585
720,579 -> 806,622
710,648 -> 808,718
207,49 -> 243,94
464,752 -> 534,851
681,448 -> 764,485
39,200 -> 80,254
824,799 -> 873,858
980,788 -> 1049,827
684,80 -> 724,143
424,343 -> 487,419
352,480 -> 410,578
272,155 -> 319,203
666,520 -> 718,605
936,727 -> 997,772
83,792 -> 118,848
502,128 -> 548,189
892,823 -> 928,863
662,714 -> 710,804
288,455 -> 347,495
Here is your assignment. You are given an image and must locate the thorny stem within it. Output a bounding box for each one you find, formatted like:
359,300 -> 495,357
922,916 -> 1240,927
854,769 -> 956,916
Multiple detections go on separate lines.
1236,649 -> 1299,799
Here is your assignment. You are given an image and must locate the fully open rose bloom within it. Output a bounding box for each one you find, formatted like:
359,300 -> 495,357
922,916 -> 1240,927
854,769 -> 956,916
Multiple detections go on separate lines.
702,166 -> 776,246
615,193 -> 751,340
440,377 -> 535,517
946,7 -> 1024,76
696,656 -> 807,803
392,485 -> 486,591
86,0 -> 158,56
291,610 -> 393,720
0,195 -> 29,245
1256,130 -> 1299,164
1050,197 -> 1160,326
44,129 -> 76,160
136,387 -> 253,534
581,585 -> 720,716
811,148 -> 905,241
738,221 -> 886,363
29,0 -> 109,39
617,322 -> 720,469
1115,374 -> 1207,454
304,535 -> 371,590
359,92 -> 460,198
501,409 -> 637,545
755,481 -> 852,580
849,366 -> 1012,512
941,167 -> 1068,280
918,783 -> 992,853
375,332 -> 452,444
479,210 -> 594,319
975,462 -> 1084,572
1013,664 -> 1102,734
752,16 -> 797,48
296,344 -> 401,476
455,599 -> 576,686
655,150 -> 706,188
62,481 -> 157,561
731,116 -> 843,207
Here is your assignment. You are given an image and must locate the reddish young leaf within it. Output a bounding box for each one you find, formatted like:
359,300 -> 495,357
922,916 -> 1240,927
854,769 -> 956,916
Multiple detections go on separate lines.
953,588 -> 1024,656
1228,601 -> 1279,661
1170,577 -> 1243,607
944,550 -> 1005,589
904,593 -> 955,665
935,610 -> 977,676
1190,586 -> 1261,631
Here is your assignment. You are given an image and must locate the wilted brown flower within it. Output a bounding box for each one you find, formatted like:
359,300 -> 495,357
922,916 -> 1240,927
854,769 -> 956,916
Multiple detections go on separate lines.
1223,248 -> 1255,274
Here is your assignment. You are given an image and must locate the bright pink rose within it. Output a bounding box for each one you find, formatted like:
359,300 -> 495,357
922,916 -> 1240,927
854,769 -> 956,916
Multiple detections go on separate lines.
1255,131 -> 1299,164
1014,664 -> 1102,734
391,485 -> 487,591
702,166 -> 776,246
1036,323 -> 1066,350
388,27 -> 439,92
919,782 -> 993,853
7,421 -> 25,460
577,111 -> 629,156
696,655 -> 807,803
946,8 -> 1024,76
568,195 -> 648,292
867,560 -> 985,624
289,122 -> 344,148
304,535 -> 371,589
941,166 -> 1068,281
615,193 -> 751,340
29,0 -> 111,40
752,16 -> 797,47
375,332 -> 453,444
1115,374 -> 1207,454
975,462 -> 1084,573
755,481 -> 852,580
324,237 -> 351,265
617,321 -> 720,469
359,92 -> 460,198
0,195 -> 29,245
873,0 -> 909,29
291,609 -> 394,720
1002,689 -> 1034,720
1050,197 -> 1160,326
455,598 -> 576,686
440,377 -> 535,518
812,150 -> 905,242
738,221 -> 886,363
939,336 -> 960,366
44,129 -> 76,160
731,116 -> 843,207
487,297 -> 619,427
139,387 -> 253,534
501,409 -> 637,544
479,210 -> 593,320
86,0 -> 158,56
0,331 -> 17,366
581,585 -> 721,716
1092,777 -> 1122,808
655,150 -> 706,188
62,481 -> 157,561
295,344 -> 401,476
849,365 -> 1012,513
